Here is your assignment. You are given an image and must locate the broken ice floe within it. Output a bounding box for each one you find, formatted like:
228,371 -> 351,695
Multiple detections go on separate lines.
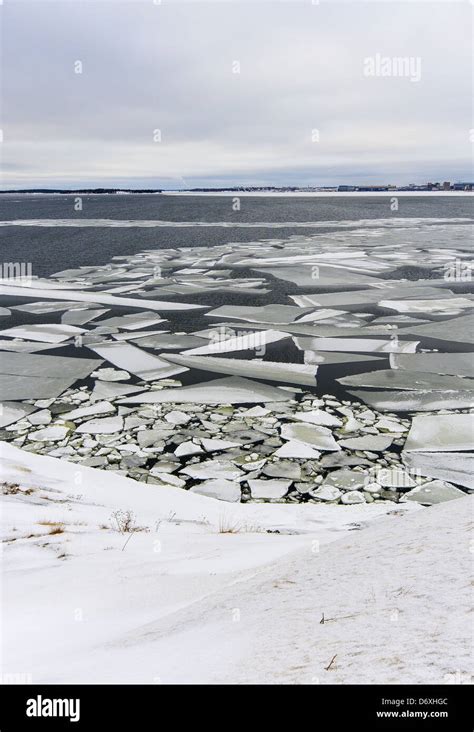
162,353 -> 318,386
1,217 -> 473,505
403,414 -> 474,452
87,342 -> 188,381
118,376 -> 296,404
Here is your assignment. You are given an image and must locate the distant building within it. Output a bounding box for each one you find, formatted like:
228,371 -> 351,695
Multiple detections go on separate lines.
442,181 -> 451,190
356,185 -> 389,191
338,185 -> 356,192
453,182 -> 474,191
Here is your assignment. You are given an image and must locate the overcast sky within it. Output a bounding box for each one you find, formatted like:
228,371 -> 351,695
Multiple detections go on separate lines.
1,0 -> 472,189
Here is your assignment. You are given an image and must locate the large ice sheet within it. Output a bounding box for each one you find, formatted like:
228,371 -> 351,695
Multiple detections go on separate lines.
390,352 -> 474,378
86,342 -> 188,381
379,297 -> 473,314
338,369 -> 474,392
0,374 -> 85,401
180,329 -> 290,356
205,305 -> 312,324
252,265 -> 381,288
403,451 -> 474,489
92,311 -> 166,330
302,350 -> 385,365
347,389 -> 474,412
297,338 -> 419,353
89,380 -> 144,402
162,353 -> 318,386
126,334 -> 207,350
0,324 -> 86,344
0,283 -> 207,312
11,301 -> 100,314
399,314 -> 474,345
403,414 -> 474,452
0,341 -> 64,353
290,286 -> 451,310
0,352 -> 103,379
62,309 -> 109,325
118,376 -> 296,404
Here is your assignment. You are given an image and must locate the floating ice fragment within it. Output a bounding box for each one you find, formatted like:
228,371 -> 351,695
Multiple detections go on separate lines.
189,480 -> 241,502
162,353 -> 317,386
0,324 -> 86,343
338,369 -> 473,392
0,401 -> 37,428
76,416 -> 124,434
400,481 -> 466,505
87,342 -> 188,381
280,423 -> 340,451
390,352 -> 474,378
403,414 -> 474,452
118,377 -> 295,404
248,479 -> 291,500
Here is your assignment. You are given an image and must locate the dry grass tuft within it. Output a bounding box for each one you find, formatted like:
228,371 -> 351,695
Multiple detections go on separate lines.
38,520 -> 66,535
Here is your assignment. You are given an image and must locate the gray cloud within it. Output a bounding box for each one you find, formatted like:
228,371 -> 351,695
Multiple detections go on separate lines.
2,0 -> 472,188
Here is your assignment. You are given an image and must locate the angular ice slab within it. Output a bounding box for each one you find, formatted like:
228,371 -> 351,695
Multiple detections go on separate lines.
290,286 -> 450,310
338,369 -> 473,392
118,376 -> 296,404
280,422 -> 340,451
11,300 -> 100,314
0,352 -> 102,379
205,304 -> 311,324
292,409 -> 342,427
87,342 -> 188,381
338,435 -> 393,451
0,401 -> 37,428
180,329 -> 290,356
347,389 -> 474,412
248,479 -> 291,500
403,414 -> 474,452
400,481 -> 466,506
0,340 -> 64,353
181,460 -> 243,481
76,416 -> 124,434
189,480 -> 241,502
62,401 -> 115,421
93,311 -> 166,330
272,441 -> 321,459
399,314 -> 474,345
0,324 -> 86,343
253,265 -> 380,289
128,334 -> 207,350
297,338 -> 419,353
302,349 -> 385,365
390,352 -> 474,378
379,297 -> 473,314
0,374 -> 84,401
62,309 -> 109,325
162,354 -> 318,386
90,380 -> 146,402
0,283 -> 207,312
403,451 -> 474,489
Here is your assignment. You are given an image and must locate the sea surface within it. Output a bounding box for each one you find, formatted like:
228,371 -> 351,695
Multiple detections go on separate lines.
0,194 -> 472,278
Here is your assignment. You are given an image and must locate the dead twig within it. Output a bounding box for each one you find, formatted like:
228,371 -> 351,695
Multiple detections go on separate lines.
121,530 -> 136,551
325,654 -> 337,672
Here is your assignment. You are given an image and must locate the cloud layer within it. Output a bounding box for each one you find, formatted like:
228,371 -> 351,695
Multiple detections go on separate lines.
2,0 -> 472,188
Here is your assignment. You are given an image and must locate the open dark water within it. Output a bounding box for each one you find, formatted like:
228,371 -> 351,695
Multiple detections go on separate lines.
1,194 -> 472,278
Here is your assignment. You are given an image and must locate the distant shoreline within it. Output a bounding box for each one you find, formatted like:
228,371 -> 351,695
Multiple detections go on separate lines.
0,190 -> 473,197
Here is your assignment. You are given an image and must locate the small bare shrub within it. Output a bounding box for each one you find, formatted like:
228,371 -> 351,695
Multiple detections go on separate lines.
110,510 -> 139,534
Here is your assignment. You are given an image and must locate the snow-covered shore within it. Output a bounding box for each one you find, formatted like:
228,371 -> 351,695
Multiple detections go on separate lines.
1,442 -> 470,684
